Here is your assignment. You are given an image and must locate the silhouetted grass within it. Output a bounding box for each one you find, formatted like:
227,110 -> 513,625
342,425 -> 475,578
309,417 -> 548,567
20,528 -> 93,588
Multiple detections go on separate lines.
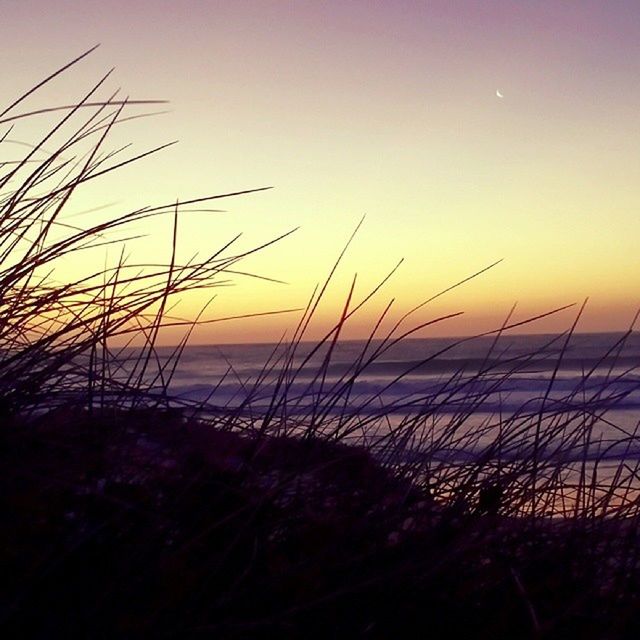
2,49 -> 640,639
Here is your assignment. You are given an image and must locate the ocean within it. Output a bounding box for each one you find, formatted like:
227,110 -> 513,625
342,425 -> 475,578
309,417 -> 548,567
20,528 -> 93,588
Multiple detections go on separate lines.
124,332 -> 640,464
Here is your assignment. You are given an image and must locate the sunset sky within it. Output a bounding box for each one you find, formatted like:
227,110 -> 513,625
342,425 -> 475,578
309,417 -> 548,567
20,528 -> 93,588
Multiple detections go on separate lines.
3,1 -> 640,343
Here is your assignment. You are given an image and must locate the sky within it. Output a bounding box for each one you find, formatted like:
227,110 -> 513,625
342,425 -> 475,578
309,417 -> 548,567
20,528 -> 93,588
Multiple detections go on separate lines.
2,1 -> 640,343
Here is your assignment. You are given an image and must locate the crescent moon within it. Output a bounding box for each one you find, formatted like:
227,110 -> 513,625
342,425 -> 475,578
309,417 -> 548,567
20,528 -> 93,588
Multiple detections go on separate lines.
496,89 -> 504,98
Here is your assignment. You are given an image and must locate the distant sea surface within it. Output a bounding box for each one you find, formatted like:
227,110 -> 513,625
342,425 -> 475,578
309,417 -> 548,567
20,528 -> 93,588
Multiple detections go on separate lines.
139,333 -> 640,450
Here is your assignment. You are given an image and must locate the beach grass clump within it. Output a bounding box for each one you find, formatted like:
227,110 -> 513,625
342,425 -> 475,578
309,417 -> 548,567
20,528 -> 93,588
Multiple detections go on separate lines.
0,47 -> 283,420
2,50 -> 640,638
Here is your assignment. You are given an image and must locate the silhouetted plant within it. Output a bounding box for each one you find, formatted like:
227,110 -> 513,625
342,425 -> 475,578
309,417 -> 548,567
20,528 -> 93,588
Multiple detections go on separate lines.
2,49 -> 640,639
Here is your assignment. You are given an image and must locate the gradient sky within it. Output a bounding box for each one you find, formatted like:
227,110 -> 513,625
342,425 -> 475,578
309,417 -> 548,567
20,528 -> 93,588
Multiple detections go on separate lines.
3,1 -> 640,343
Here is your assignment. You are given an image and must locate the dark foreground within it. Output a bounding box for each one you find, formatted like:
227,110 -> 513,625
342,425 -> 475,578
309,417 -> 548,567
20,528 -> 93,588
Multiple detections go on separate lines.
2,409 -> 640,639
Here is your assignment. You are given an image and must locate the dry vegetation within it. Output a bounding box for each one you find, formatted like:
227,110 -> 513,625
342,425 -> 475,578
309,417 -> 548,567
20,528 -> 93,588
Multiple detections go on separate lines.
2,49 -> 640,638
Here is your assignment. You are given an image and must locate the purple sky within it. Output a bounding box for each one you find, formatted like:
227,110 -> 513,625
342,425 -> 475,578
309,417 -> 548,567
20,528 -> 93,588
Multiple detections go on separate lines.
3,1 -> 640,342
